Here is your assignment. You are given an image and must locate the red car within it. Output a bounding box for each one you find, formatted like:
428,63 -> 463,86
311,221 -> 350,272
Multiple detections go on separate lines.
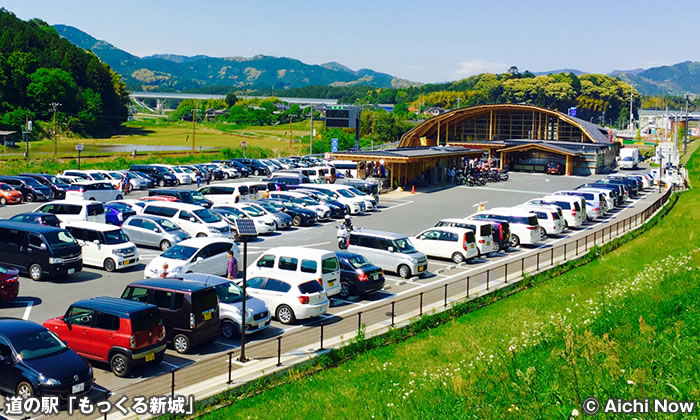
0,266 -> 19,301
547,162 -> 564,175
0,182 -> 23,205
44,297 -> 166,377
139,195 -> 179,202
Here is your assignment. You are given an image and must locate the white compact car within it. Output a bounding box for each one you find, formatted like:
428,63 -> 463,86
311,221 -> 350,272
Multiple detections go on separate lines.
245,275 -> 330,324
434,218 -> 496,256
198,184 -> 251,204
413,226 -> 478,264
35,200 -> 106,225
144,237 -> 241,279
141,202 -> 232,239
64,221 -> 139,272
66,181 -> 122,202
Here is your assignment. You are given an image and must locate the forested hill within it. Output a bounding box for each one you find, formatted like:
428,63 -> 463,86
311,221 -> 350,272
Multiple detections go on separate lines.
0,9 -> 130,136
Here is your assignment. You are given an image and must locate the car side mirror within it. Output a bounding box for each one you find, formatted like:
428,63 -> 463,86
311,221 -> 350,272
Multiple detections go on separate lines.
40,243 -> 47,250
195,257 -> 204,262
93,240 -> 100,245
388,246 -> 395,252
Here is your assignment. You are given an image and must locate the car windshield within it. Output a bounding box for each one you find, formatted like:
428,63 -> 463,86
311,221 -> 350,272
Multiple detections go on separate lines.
347,187 -> 365,196
345,254 -> 372,269
43,230 -> 77,247
158,219 -> 181,232
108,202 -> 131,213
392,238 -> 417,254
22,177 -> 42,187
161,245 -> 197,260
259,201 -> 282,212
336,189 -> 354,198
45,175 -> 68,186
89,173 -> 106,180
0,184 -> 13,191
191,191 -> 205,199
11,330 -> 68,361
194,209 -> 221,223
155,167 -> 170,174
299,196 -> 318,205
109,172 -> 123,179
172,167 -> 184,173
103,229 -> 129,245
216,282 -> 247,304
241,205 -> 264,217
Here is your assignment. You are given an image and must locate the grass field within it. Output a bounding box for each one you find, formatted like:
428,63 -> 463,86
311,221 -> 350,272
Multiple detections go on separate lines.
201,152 -> 700,419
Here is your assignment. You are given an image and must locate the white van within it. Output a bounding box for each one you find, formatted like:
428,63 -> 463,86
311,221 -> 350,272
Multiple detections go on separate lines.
62,170 -> 109,182
517,205 -> 564,237
577,188 -> 615,211
321,184 -> 374,211
469,207 -> 542,247
526,196 -> 585,228
141,202 -> 232,238
248,247 -> 342,297
434,218 -> 495,256
34,200 -> 106,225
413,226 -> 478,263
348,230 -> 428,279
66,181 -> 122,202
553,190 -> 606,219
198,183 -> 250,204
546,194 -> 588,221
144,237 -> 241,278
64,221 -> 139,272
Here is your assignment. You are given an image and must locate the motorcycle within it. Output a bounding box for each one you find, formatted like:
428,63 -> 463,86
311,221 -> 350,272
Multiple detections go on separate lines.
337,225 -> 351,249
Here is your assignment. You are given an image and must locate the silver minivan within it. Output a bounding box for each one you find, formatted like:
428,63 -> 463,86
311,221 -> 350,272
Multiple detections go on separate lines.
121,215 -> 191,251
347,230 -> 428,279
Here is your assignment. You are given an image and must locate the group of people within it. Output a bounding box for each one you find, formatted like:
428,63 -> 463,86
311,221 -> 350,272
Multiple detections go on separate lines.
358,161 -> 385,179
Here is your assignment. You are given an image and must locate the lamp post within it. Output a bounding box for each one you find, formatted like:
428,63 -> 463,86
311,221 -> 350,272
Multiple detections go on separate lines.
50,102 -> 61,158
22,119 -> 32,163
233,219 -> 258,363
309,106 -> 314,155
656,150 -> 664,193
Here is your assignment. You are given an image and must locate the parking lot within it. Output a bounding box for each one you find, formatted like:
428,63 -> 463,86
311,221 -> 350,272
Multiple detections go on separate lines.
0,170 -> 653,398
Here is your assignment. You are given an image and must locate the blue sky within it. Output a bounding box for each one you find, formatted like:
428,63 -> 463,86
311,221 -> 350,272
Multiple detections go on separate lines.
3,0 -> 699,83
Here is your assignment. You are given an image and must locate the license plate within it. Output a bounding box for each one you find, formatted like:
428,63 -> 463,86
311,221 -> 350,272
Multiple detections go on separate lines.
145,352 -> 155,362
125,259 -> 133,265
72,383 -> 84,394
470,244 -> 474,248
373,274 -> 379,280
67,268 -> 75,274
328,281 -> 334,287
487,242 -> 491,246
418,266 -> 425,272
204,312 -> 212,321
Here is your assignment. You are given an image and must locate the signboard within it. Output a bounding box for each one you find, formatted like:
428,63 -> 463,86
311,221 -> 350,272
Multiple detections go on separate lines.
325,105 -> 360,128
75,144 -> 84,151
240,141 -> 248,148
568,107 -> 577,117
331,138 -> 338,153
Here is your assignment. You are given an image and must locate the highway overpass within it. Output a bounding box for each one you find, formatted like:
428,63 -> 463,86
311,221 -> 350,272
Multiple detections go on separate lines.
129,91 -> 338,112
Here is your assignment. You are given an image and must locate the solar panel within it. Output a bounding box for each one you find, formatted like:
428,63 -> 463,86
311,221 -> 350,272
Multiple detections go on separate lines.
235,218 -> 258,236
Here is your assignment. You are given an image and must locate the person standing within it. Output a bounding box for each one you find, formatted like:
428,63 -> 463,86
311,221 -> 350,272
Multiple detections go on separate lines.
226,250 -> 238,280
196,172 -> 202,188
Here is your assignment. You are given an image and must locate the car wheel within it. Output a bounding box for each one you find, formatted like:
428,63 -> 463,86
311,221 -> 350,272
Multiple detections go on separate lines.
16,381 -> 34,399
451,252 -> 465,264
173,334 -> 191,354
276,305 -> 296,325
224,173 -> 230,179
292,215 -> 302,227
89,197 -> 96,201
221,320 -> 239,339
160,240 -> 172,251
273,221 -> 278,230
103,258 -> 116,272
110,353 -> 130,377
339,282 -> 352,299
159,180 -> 166,187
196,233 -> 207,238
398,264 -> 411,279
510,234 -> 520,247
564,220 -> 569,229
25,193 -> 35,202
116,194 -> 123,200
254,169 -> 260,176
539,227 -> 547,238
29,263 -> 43,281
0,197 -> 6,205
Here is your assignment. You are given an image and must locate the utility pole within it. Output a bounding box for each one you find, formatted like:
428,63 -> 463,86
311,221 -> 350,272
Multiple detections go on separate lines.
629,87 -> 634,135
684,93 -> 689,154
289,115 -> 293,147
456,97 -> 461,109
191,109 -> 197,153
50,102 -> 60,158
22,117 -> 32,163
309,106 -> 313,155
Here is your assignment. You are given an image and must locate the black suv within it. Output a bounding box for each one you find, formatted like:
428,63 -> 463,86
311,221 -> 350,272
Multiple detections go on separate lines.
232,159 -> 270,176
0,176 -> 53,202
129,165 -> 177,187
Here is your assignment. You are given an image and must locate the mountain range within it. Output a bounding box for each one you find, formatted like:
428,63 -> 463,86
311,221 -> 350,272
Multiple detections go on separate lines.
54,24 -> 699,96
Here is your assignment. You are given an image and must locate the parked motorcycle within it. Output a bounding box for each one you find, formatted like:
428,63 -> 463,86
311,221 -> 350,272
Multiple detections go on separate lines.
337,225 -> 350,249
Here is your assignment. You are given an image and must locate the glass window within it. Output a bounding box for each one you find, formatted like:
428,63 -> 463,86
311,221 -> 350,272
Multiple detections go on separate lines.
257,255 -> 275,268
161,245 -> 197,261
358,236 -> 376,248
44,230 -> 77,247
128,218 -> 144,228
298,280 -> 323,294
10,330 -> 67,361
130,308 -> 162,332
102,229 -> 129,245
159,219 -> 180,232
216,281 -> 243,303
94,312 -> 120,331
300,259 -> 317,273
179,211 -> 196,222
66,307 -> 94,326
192,289 -> 217,315
278,256 -> 298,271
195,245 -> 214,260
67,227 -> 84,241
247,277 -> 266,289
321,256 -> 339,274
28,234 -> 44,249
124,287 -> 149,303
87,204 -> 104,216
152,290 -> 174,309
439,231 -> 458,242
193,209 -> 221,223
0,337 -> 12,358
391,238 -> 417,254
84,230 -> 100,243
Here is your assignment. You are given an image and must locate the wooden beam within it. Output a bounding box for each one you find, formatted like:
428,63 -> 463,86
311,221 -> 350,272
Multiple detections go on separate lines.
489,109 -> 493,140
566,155 -> 572,176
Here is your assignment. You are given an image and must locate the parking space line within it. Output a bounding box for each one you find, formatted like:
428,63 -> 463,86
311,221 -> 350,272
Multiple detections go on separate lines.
382,201 -> 414,211
22,301 -> 33,320
462,186 -> 553,195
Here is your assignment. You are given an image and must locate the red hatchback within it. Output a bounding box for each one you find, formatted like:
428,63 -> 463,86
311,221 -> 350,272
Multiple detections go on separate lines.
0,266 -> 19,301
44,297 -> 166,377
0,182 -> 23,205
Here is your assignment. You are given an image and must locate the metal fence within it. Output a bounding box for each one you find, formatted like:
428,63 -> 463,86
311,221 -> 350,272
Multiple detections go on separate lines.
44,188 -> 673,420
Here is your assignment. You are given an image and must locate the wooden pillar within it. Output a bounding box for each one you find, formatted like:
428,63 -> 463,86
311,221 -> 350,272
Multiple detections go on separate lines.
489,110 -> 493,140
437,121 -> 441,146
566,155 -> 572,176
500,152 -> 504,169
389,162 -> 394,189
531,111 -> 536,138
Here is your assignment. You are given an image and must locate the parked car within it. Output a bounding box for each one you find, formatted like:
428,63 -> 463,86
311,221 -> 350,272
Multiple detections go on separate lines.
105,202 -> 137,226
0,182 -> 24,205
148,189 -> 212,208
128,165 -> 178,187
66,181 -> 122,202
107,199 -> 147,215
144,237 -> 241,279
34,200 -> 106,225
115,170 -> 150,190
335,179 -> 380,203
61,170 -> 107,182
299,184 -> 365,214
0,176 -> 52,202
9,212 -> 61,228
434,218 -> 496,256
294,189 -> 346,218
248,247 -> 342,297
269,191 -> 332,220
0,319 -> 93,399
121,215 -> 190,251
120,279 -> 220,353
0,221 -> 83,281
0,266 -> 19,301
347,230 -> 428,279
141,202 -> 232,239
517,205 -> 564,237
245,202 -> 293,230
152,164 -> 192,185
261,198 -> 318,226
214,203 -> 275,234
64,222 -> 139,272
546,162 -> 564,175
198,184 -> 250,204
469,208 -> 542,247
127,171 -> 156,189
179,273 -> 271,339
335,251 -> 385,298
19,173 -> 68,199
43,298 -> 166,377
525,196 -> 584,228
413,226 -> 478,263
553,190 -> 606,220
245,276 -> 329,324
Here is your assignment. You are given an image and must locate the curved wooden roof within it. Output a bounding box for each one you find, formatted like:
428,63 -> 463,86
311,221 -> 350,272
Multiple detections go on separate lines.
399,104 -> 609,147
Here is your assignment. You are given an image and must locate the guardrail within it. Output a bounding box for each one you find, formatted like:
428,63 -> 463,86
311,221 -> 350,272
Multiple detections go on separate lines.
45,188 -> 674,420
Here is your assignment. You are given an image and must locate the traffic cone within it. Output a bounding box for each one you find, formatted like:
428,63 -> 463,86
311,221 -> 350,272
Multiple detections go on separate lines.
411,185 -> 415,194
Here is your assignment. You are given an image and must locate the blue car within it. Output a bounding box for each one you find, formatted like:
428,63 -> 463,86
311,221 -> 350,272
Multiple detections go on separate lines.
105,202 -> 137,226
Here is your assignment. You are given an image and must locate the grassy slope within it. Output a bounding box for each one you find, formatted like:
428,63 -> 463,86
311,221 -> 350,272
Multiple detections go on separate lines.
203,152 -> 700,419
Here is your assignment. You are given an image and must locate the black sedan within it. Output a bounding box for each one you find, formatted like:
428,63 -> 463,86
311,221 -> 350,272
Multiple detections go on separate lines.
336,251 -> 385,298
261,198 -> 317,226
0,319 -> 93,399
9,212 -> 62,228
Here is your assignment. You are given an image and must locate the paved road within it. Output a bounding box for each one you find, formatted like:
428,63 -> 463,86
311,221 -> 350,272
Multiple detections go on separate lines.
0,170 -> 647,400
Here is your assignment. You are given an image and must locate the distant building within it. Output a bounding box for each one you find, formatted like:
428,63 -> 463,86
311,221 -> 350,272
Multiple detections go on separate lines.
422,106 -> 446,116
204,108 -> 228,121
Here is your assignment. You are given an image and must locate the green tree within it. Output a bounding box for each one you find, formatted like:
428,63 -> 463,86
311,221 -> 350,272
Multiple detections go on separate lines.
225,93 -> 238,107
26,68 -> 79,114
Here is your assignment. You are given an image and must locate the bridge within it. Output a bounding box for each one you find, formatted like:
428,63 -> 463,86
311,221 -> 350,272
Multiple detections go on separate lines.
129,91 -> 338,113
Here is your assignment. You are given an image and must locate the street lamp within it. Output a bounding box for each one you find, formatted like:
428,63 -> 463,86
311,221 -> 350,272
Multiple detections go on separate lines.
22,119 -> 32,163
233,218 -> 258,363
655,150 -> 665,193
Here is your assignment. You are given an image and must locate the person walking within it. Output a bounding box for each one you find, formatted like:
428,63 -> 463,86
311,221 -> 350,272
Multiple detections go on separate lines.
196,172 -> 202,188
226,250 -> 238,280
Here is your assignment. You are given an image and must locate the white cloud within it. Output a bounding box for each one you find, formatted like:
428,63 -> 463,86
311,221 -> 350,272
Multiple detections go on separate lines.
454,60 -> 507,77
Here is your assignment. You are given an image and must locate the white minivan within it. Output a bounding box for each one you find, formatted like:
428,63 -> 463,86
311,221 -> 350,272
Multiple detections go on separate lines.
526,196 -> 585,228
469,207 -> 542,247
248,247 -> 342,297
144,237 -> 241,278
517,205 -> 564,237
64,221 -> 139,272
141,202 -> 232,238
413,226 -> 478,264
66,181 -> 122,202
198,184 -> 250,204
553,190 -> 606,219
434,218 -> 496,256
347,230 -> 428,279
34,200 -> 106,225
